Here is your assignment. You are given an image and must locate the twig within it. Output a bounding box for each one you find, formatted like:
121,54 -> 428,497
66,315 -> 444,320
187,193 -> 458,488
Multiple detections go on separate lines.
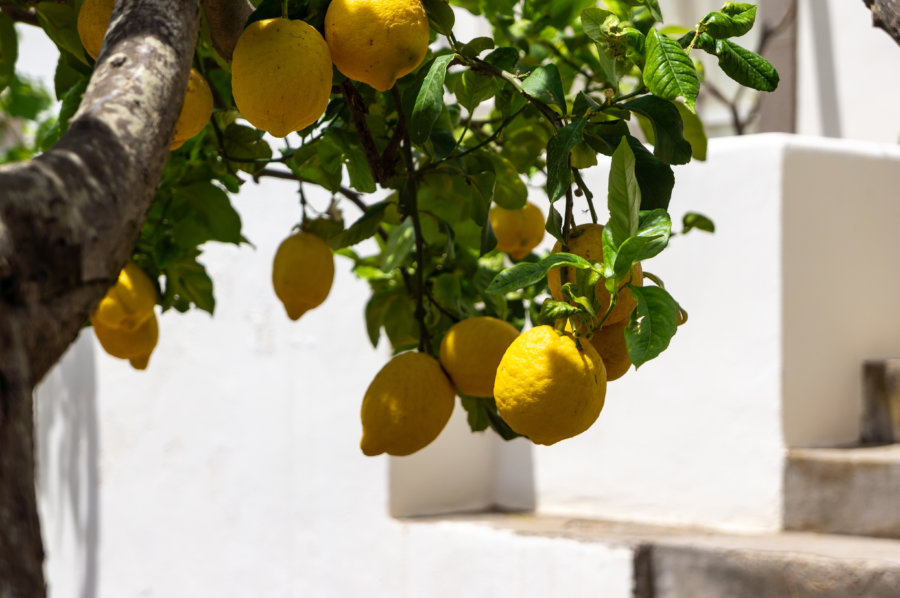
341,80 -> 395,185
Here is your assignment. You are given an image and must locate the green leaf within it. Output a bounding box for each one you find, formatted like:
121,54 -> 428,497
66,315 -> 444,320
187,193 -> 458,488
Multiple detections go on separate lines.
713,39 -> 779,91
538,299 -> 583,323
223,123 -> 273,175
0,12 -> 17,93
365,292 -> 394,347
422,0 -> 456,35
38,76 -> 88,151
431,273 -> 463,315
484,47 -> 520,71
380,219 -> 415,272
459,396 -> 491,431
460,36 -> 495,57
410,54 -> 454,144
640,0 -> 664,22
166,259 -> 216,315
625,285 -> 678,367
53,50 -> 90,100
545,117 -> 586,202
675,100 -> 707,161
171,182 -> 243,247
628,135 -> 674,211
623,96 -> 692,165
682,211 -> 715,234
455,68 -> 496,113
701,3 -> 756,39
480,211 -> 498,255
581,7 -> 620,43
611,209 -> 671,276
329,129 -> 376,193
642,30 -> 700,111
545,204 -> 564,242
489,154 -> 527,209
35,2 -> 87,63
520,64 -> 567,113
607,137 -> 641,246
333,201 -> 389,249
487,252 -> 593,294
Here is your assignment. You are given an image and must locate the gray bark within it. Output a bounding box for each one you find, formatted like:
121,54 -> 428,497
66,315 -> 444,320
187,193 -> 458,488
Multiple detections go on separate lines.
0,0 -> 201,595
864,0 -> 900,46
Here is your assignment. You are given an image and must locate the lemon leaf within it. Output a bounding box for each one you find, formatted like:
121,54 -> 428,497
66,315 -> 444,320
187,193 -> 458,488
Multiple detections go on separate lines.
625,285 -> 678,367
0,12 -> 17,93
410,54 -> 454,145
487,252 -> 592,294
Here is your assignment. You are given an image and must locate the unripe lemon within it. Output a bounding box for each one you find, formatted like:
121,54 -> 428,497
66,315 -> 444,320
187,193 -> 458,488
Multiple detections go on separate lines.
92,312 -> 159,370
489,202 -> 545,260
589,320 -> 632,381
170,69 -> 214,150
494,325 -> 607,445
77,0 -> 115,60
92,262 -> 157,332
546,223 -> 642,326
439,316 -> 520,397
360,352 -> 455,456
272,231 -> 335,321
232,18 -> 333,137
325,0 -> 430,92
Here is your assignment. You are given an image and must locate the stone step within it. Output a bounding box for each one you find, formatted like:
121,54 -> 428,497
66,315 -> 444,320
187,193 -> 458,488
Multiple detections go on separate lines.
784,444 -> 900,539
422,514 -> 900,598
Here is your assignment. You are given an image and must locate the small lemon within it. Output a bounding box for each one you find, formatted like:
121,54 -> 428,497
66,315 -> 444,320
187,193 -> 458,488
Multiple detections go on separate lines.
93,262 -> 157,332
170,69 -> 214,150
360,352 -> 456,456
589,321 -> 632,381
489,202 -> 545,260
494,325 -> 606,445
77,0 -> 115,60
325,0 -> 430,91
439,316 -> 520,397
272,231 -> 335,321
92,312 -> 159,370
232,18 -> 333,137
546,223 -> 642,326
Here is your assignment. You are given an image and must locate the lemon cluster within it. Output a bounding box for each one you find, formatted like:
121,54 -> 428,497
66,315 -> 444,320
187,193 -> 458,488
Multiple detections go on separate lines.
91,263 -> 159,370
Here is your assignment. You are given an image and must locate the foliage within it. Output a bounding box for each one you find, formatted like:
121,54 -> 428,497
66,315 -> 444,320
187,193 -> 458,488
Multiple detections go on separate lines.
0,0 -> 777,440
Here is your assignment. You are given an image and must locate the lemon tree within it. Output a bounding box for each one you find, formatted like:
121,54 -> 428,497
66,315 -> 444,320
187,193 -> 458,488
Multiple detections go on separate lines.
0,0 -> 782,588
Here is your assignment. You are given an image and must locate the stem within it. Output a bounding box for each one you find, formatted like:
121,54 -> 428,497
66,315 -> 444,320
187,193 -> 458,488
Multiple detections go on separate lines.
282,0 -> 288,18
562,171 -> 575,242
391,88 -> 432,354
572,168 -> 598,224
341,80 -> 393,185
612,84 -> 648,105
445,106 -> 527,162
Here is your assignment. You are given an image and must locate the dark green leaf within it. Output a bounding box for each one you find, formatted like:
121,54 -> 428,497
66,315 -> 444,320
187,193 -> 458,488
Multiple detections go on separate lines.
545,204 -> 564,242
713,39 -> 779,91
640,0 -> 664,22
38,76 -> 88,151
487,252 -> 593,294
422,0 -> 456,35
166,259 -> 216,314
333,201 -> 389,249
675,100 -> 707,161
607,137 -> 641,246
455,68 -> 496,112
682,212 -> 715,234
365,292 -> 394,347
35,2 -> 87,63
623,96 -> 692,165
490,154 -> 527,209
625,285 -> 678,367
484,47 -> 520,71
460,36 -> 495,57
480,211 -> 498,255
380,219 -> 415,272
172,182 -> 243,247
410,54 -> 454,144
223,123 -> 273,174
539,299 -> 583,323
459,396 -> 491,431
545,117 -> 586,202
581,7 -> 620,43
53,50 -> 90,100
642,30 -> 699,110
520,64 -> 567,113
628,135 -> 674,211
701,3 -> 756,39
0,12 -> 17,93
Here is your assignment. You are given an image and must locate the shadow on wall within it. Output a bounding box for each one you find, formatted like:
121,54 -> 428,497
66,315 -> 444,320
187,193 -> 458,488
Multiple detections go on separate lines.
35,332 -> 100,598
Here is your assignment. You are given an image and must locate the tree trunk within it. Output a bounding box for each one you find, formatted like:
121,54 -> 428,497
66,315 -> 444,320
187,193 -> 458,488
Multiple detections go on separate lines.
864,0 -> 900,46
0,0 -> 201,595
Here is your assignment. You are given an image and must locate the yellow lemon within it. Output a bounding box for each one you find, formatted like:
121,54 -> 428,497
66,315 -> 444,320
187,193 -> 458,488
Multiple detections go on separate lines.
92,312 -> 159,370
232,18 -> 333,137
589,321 -> 632,381
439,316 -> 520,397
92,262 -> 157,332
272,231 -> 335,321
325,0 -> 430,92
170,69 -> 214,150
360,352 -> 456,456
546,223 -> 642,326
494,325 -> 606,445
77,0 -> 115,60
489,202 -> 545,260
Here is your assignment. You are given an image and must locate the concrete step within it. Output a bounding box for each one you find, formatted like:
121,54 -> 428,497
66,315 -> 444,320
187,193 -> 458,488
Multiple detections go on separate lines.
418,514 -> 900,598
785,444 -> 900,539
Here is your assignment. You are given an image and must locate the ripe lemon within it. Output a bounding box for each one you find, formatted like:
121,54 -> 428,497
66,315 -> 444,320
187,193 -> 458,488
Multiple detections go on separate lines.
489,202 -> 545,260
439,316 -> 520,397
360,352 -> 456,456
92,312 -> 159,370
170,69 -> 214,150
77,0 -> 115,60
325,0 -> 430,92
232,18 -> 333,137
272,231 -> 335,321
92,262 -> 157,332
546,223 -> 642,326
589,321 -> 632,381
494,325 -> 606,445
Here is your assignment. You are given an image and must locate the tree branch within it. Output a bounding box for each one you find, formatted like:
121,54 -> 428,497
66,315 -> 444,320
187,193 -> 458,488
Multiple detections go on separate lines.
201,0 -> 253,61
864,0 -> 900,46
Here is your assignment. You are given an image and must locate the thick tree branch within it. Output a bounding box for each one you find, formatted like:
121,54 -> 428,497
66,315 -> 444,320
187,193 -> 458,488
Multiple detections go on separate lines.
202,0 -> 254,61
0,1 -> 201,596
864,0 -> 900,46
